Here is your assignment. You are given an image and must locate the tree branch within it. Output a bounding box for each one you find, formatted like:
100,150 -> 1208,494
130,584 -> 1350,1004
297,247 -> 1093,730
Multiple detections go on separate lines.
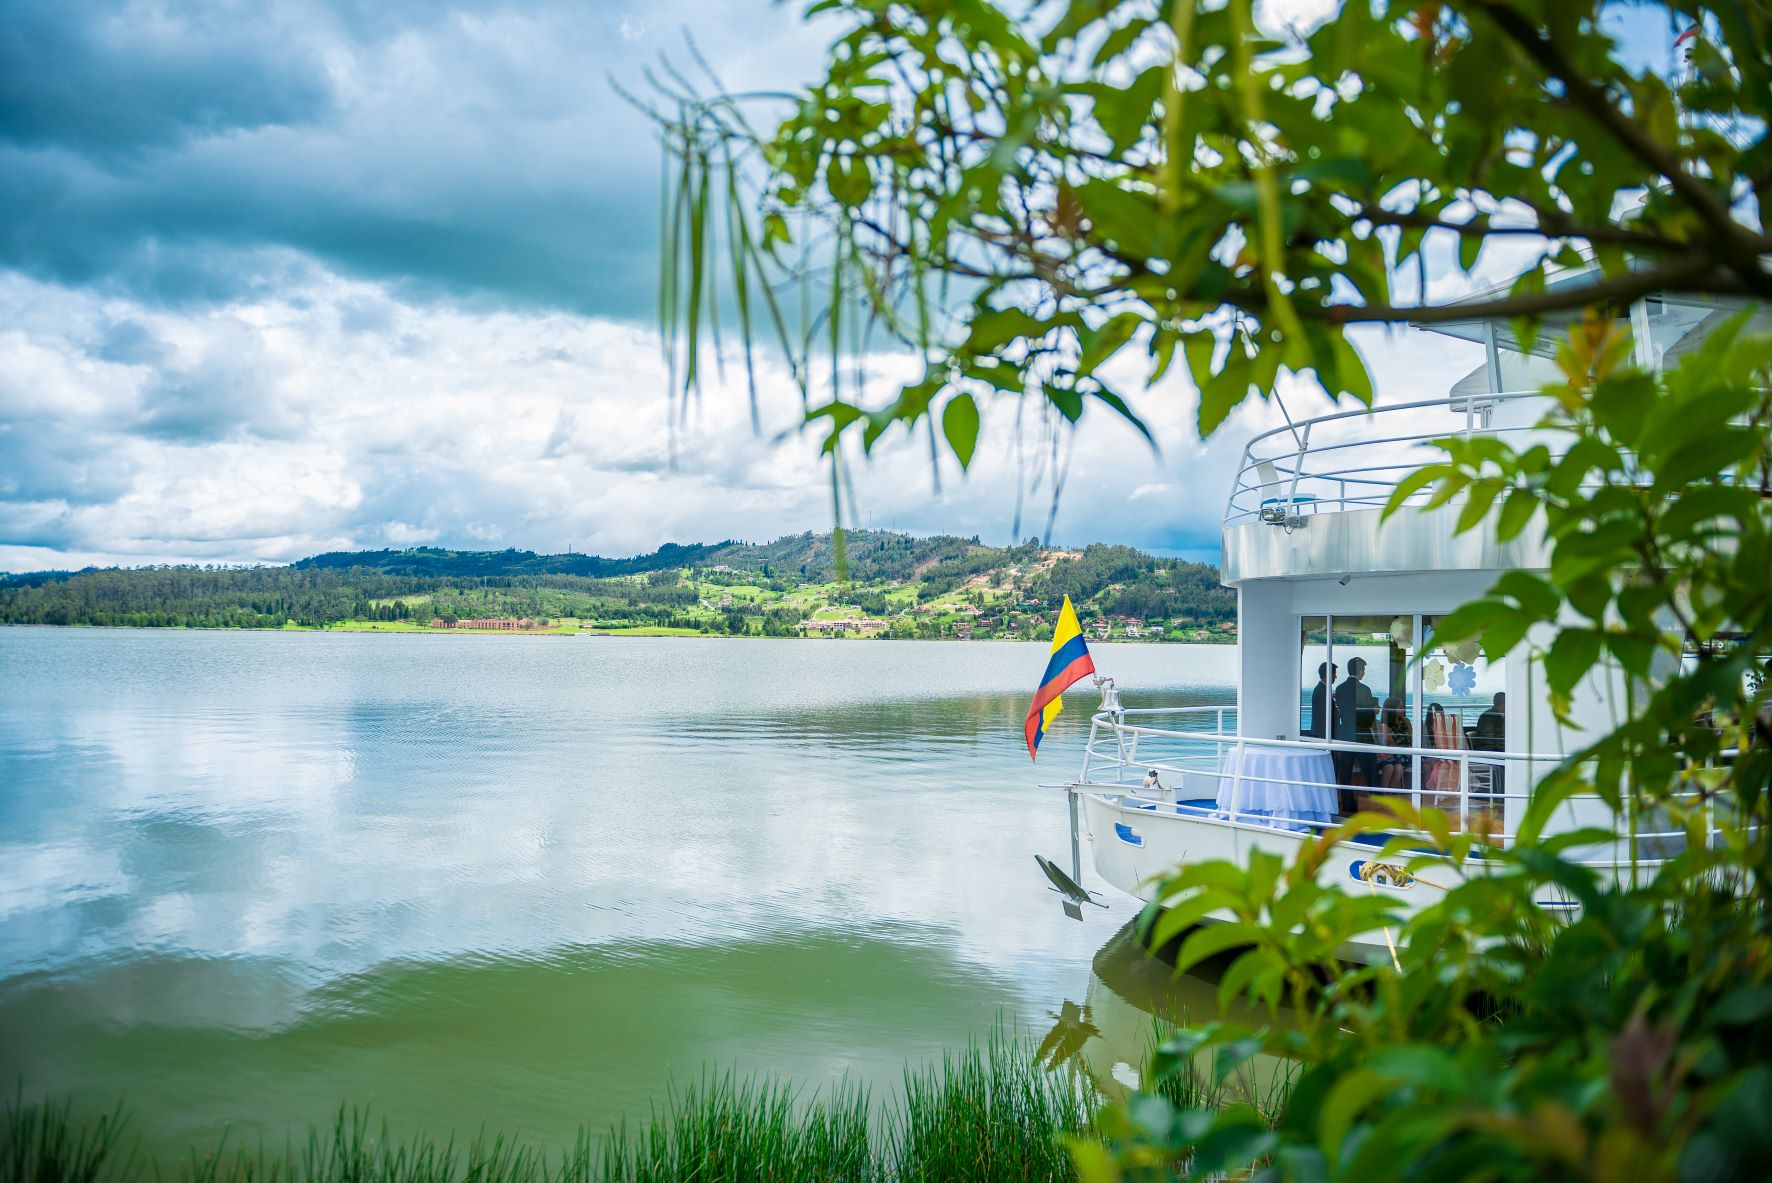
1312,253 -> 1738,325
1354,208 -> 1692,251
1472,1 -> 1772,296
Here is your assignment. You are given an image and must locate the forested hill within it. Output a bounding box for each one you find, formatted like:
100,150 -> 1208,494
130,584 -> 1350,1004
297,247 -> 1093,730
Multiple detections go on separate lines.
0,531 -> 1235,641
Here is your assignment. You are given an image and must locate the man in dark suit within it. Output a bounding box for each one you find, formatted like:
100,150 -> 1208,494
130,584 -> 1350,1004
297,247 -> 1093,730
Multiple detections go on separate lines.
1307,661 -> 1339,741
1334,657 -> 1379,814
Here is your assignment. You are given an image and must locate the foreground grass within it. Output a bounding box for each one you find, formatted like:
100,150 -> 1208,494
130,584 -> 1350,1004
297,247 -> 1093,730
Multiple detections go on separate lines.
2,1035 -> 1099,1183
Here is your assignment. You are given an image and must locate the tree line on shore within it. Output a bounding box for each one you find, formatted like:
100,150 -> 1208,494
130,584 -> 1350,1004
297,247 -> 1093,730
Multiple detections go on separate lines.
0,532 -> 1235,634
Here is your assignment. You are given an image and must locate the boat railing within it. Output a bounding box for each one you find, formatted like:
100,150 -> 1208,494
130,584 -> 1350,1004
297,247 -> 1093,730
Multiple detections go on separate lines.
1222,391 -> 1557,529
1075,707 -> 1715,870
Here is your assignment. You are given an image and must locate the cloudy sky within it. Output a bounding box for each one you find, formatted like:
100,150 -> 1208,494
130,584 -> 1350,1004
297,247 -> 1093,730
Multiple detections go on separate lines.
0,1 -> 1678,572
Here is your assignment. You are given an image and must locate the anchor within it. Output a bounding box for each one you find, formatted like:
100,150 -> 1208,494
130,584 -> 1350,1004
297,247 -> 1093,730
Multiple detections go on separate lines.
1035,853 -> 1107,921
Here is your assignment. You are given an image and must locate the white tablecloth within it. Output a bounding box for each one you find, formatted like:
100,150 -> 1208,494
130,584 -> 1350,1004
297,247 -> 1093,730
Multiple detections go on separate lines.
1217,745 -> 1339,832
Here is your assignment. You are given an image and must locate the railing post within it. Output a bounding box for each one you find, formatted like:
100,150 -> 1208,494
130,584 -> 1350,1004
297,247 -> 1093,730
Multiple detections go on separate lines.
1459,754 -> 1470,834
1230,737 -> 1246,823
1286,423 -> 1312,507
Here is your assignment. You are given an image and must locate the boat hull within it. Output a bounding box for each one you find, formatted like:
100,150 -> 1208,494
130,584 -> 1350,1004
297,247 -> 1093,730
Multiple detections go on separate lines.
1079,790 -> 1436,963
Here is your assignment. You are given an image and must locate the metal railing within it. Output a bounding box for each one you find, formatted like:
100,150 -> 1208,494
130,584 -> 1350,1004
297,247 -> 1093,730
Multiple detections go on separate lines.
1222,392 -> 1555,529
1074,706 -> 1708,868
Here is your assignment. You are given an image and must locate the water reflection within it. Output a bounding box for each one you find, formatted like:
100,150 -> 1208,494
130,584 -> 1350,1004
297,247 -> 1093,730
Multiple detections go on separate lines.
1042,919 -> 1299,1107
0,629 -> 1240,1163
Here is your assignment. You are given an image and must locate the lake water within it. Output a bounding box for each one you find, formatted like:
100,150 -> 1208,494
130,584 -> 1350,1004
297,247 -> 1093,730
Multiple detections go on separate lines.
0,629 -> 1237,1163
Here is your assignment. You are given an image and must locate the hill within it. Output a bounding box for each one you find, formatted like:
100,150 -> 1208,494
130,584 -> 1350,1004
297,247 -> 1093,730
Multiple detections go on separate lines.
0,532 -> 1235,641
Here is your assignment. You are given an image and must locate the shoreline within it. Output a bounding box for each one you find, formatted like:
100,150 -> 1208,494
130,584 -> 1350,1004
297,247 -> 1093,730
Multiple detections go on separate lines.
0,621 -> 1235,644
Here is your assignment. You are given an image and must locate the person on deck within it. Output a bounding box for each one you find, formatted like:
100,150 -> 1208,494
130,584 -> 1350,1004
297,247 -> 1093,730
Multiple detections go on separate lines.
1307,661 -> 1340,742
1474,692 -> 1506,750
1334,657 -> 1379,815
1376,695 -> 1413,792
1473,691 -> 1507,794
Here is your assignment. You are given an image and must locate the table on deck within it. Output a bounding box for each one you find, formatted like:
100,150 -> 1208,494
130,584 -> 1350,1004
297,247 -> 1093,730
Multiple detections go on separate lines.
1217,744 -> 1339,832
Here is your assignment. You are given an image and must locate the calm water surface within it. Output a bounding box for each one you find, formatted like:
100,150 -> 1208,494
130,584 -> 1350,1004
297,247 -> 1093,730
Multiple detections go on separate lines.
0,629 -> 1236,1162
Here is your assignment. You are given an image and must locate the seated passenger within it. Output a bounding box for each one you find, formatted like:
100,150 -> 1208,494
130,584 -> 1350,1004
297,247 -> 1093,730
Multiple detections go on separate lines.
1473,692 -> 1505,751
1473,691 -> 1507,797
1375,695 -> 1413,791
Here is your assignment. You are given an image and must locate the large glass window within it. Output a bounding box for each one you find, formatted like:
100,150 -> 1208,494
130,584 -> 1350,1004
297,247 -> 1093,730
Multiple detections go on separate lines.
1328,616 -> 1411,807
1298,616 -> 1330,740
1297,613 -> 1499,823
1422,615 -> 1507,830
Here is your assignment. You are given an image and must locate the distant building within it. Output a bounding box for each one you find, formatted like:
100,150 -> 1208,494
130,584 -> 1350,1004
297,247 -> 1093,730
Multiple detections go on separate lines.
800,618 -> 888,632
444,617 -> 539,630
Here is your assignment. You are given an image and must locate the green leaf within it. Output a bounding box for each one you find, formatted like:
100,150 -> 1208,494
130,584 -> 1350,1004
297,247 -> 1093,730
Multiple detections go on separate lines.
761,211 -> 791,251
1075,178 -> 1167,258
941,392 -> 980,470
1045,381 -> 1084,422
1458,225 -> 1483,272
1087,66 -> 1162,152
1366,1045 -> 1461,1092
965,307 -> 1049,353
825,154 -> 872,208
1589,370 -> 1656,448
1148,326 -> 1180,384
1496,486 -> 1539,541
1544,628 -> 1602,696
1091,383 -> 1155,446
1199,350 -> 1252,436
1174,922 -> 1263,976
1319,1069 -> 1398,1164
1078,312 -> 1143,377
1383,465 -> 1450,519
1182,331 -> 1219,391
1454,478 -> 1505,534
1492,570 -> 1560,620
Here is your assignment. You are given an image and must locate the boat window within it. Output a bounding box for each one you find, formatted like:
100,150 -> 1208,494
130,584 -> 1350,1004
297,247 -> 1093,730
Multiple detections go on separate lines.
1298,617 -> 1330,739
1421,617 -> 1505,747
1327,615 -> 1413,799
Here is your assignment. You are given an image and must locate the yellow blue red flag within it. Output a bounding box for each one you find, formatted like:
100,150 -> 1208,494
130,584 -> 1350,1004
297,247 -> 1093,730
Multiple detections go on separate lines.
1025,596 -> 1095,760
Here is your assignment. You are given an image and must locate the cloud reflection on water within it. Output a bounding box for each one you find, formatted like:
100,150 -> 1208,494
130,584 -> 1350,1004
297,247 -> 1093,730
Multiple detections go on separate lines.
0,630 -> 1237,1160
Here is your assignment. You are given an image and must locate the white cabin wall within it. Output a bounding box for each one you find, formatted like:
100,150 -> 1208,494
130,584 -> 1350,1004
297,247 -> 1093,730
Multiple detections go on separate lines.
1516,617 -> 1634,842
1282,571 -> 1501,616
1237,580 -> 1294,740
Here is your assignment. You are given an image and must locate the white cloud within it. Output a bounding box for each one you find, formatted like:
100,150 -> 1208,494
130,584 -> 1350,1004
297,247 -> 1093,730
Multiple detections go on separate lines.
0,266 -> 1481,571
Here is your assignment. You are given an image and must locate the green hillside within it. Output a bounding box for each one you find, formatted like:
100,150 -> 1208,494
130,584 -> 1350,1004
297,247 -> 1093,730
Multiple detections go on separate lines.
0,532 -> 1234,641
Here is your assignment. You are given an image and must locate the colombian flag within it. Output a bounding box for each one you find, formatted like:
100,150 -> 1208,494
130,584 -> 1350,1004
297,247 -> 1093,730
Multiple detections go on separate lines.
1025,596 -> 1095,760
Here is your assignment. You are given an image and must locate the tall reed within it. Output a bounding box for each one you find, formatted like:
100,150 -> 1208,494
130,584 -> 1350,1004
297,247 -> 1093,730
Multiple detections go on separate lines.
1,1092 -> 134,1183
2,1036 -> 1103,1183
891,1031 -> 1096,1183
593,1071 -> 873,1183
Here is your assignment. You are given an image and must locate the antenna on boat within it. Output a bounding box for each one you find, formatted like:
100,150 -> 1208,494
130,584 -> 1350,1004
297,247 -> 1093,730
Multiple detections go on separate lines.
1273,386 -> 1306,451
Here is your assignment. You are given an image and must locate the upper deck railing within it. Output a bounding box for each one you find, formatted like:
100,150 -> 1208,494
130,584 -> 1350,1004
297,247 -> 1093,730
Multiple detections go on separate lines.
1222,391 -> 1551,530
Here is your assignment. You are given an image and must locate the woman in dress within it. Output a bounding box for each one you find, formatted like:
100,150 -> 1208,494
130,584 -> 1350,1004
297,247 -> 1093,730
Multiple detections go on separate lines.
1375,695 -> 1413,793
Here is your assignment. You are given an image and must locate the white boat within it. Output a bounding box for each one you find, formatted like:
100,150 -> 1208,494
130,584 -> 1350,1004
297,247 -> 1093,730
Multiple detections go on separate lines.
1055,281 -> 1762,961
